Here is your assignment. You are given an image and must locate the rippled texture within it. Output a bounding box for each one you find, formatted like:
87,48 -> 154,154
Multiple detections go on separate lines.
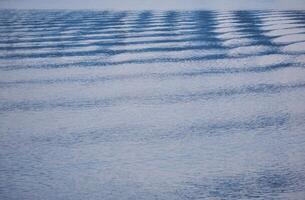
1,10 -> 305,200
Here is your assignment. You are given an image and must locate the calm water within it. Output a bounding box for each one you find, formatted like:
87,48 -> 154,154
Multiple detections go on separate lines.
1,10 -> 305,200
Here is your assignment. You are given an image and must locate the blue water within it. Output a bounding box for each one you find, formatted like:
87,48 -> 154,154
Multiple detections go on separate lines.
1,10 -> 305,200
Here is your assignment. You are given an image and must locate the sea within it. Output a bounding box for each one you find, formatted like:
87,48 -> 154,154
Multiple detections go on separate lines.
1,10 -> 305,199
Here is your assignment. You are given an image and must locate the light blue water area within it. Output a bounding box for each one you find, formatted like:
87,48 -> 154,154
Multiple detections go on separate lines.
1,10 -> 305,200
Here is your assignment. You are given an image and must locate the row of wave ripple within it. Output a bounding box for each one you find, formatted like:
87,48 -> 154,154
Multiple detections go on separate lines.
1,10 -> 305,200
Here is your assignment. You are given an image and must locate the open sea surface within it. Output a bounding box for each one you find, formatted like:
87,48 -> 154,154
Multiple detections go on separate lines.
1,10 -> 305,199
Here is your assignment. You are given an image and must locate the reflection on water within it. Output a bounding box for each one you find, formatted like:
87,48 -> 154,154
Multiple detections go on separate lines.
1,10 -> 305,200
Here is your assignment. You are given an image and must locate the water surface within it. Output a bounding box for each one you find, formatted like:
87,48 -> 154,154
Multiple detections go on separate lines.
1,10 -> 305,200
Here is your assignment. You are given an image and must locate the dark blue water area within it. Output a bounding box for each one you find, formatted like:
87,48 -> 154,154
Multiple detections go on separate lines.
1,10 -> 305,200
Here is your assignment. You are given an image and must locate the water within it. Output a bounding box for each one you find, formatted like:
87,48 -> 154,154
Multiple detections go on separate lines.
0,10 -> 305,200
